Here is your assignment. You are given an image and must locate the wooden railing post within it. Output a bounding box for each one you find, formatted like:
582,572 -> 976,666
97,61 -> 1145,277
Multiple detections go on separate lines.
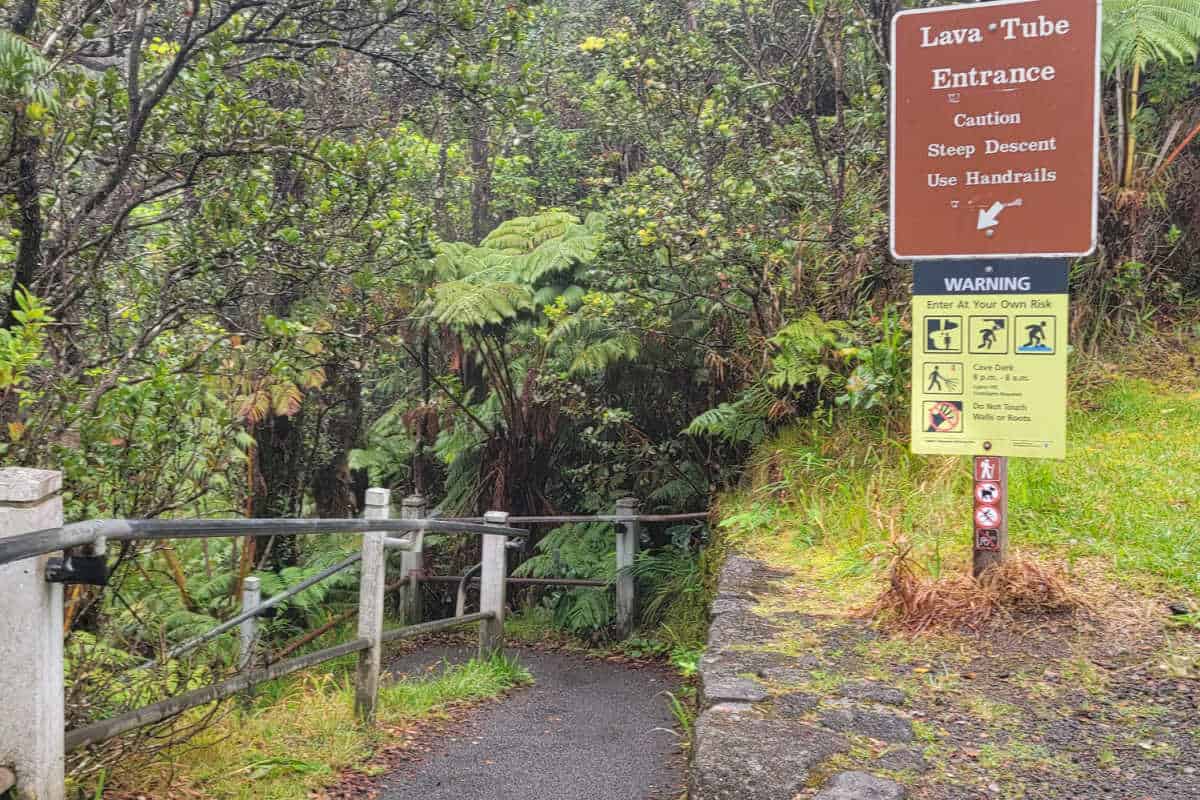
400,495 -> 426,624
478,511 -> 508,658
614,497 -> 642,638
0,468 -> 65,800
238,577 -> 261,672
354,487 -> 390,723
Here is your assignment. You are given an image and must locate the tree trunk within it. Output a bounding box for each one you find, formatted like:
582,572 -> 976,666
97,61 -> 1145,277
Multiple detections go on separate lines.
3,0 -> 43,329
413,326 -> 435,496
1122,62 -> 1141,189
252,411 -> 307,570
469,108 -> 493,242
312,363 -> 363,518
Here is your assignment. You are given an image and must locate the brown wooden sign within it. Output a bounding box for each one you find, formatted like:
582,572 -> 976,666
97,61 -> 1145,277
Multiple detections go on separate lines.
890,0 -> 1101,260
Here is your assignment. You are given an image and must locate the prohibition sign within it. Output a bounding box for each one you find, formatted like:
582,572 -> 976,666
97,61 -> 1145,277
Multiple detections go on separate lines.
975,482 -> 1002,505
975,506 -> 1002,529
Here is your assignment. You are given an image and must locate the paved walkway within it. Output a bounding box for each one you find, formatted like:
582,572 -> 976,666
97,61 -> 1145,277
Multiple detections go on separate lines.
375,645 -> 683,800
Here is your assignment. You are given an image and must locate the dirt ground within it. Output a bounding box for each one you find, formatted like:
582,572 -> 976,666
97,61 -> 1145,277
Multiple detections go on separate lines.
696,555 -> 1200,800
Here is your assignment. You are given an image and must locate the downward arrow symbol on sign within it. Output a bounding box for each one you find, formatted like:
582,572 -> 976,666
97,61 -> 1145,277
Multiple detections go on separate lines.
977,202 -> 1007,231
979,201 -> 1008,230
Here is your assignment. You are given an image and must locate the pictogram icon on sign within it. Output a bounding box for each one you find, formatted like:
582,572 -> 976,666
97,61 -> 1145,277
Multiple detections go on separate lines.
975,506 -> 1002,528
1015,316 -> 1057,355
975,457 -> 1001,482
923,362 -> 963,396
924,400 -> 963,434
969,317 -> 1009,355
924,316 -> 962,354
975,482 -> 1001,505
976,529 -> 1001,552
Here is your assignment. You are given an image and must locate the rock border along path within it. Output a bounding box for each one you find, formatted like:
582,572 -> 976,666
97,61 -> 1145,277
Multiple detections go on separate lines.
691,551 -> 1200,800
373,644 -> 683,800
691,556 -> 913,800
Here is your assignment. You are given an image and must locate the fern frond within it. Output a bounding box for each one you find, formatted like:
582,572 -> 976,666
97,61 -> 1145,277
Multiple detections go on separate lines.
431,280 -> 534,327
512,223 -> 604,284
557,589 -> 613,633
481,211 -> 581,253
685,385 -> 774,445
568,333 -> 640,376
1103,0 -> 1200,69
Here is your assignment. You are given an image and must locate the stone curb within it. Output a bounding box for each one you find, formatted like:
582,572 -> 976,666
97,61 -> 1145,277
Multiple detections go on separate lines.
689,553 -> 910,800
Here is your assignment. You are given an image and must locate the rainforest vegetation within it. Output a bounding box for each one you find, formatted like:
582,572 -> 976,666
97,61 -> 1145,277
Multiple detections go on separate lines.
0,0 -> 1198,787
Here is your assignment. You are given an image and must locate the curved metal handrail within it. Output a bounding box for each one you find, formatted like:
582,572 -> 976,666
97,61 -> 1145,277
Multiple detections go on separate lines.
455,561 -> 483,616
0,517 -> 528,567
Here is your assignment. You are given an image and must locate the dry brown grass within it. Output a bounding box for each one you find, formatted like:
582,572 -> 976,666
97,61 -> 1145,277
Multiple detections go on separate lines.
863,546 -> 1091,634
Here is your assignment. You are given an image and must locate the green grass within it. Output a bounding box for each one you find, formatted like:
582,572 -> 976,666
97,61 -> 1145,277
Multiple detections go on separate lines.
111,653 -> 531,800
1014,379 -> 1200,591
720,375 -> 1200,601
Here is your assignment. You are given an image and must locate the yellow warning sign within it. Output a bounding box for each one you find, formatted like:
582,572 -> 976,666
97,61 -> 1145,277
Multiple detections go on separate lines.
910,263 -> 1068,459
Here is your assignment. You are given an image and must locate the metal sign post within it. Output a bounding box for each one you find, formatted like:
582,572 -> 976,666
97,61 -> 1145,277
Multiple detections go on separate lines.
973,455 -> 1007,575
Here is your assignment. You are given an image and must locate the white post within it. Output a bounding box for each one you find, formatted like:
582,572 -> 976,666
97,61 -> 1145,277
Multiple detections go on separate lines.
354,487 -> 390,722
614,497 -> 641,638
399,495 -> 426,625
0,468 -> 65,800
479,511 -> 508,658
238,577 -> 261,672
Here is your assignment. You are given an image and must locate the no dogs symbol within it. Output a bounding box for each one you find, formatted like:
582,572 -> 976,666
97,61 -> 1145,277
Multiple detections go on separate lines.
975,482 -> 1001,505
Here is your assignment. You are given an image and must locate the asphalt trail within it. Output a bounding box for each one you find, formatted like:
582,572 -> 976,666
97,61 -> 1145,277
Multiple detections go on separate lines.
376,645 -> 683,800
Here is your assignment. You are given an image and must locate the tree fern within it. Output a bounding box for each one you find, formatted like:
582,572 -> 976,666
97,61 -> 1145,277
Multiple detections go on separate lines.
1103,0 -> 1200,70
568,334 -> 641,376
430,212 -> 607,329
533,283 -> 587,308
546,315 -> 640,376
349,405 -> 414,487
511,222 -> 604,284
556,589 -> 614,634
629,546 -> 704,628
514,523 -> 619,634
689,313 -> 848,443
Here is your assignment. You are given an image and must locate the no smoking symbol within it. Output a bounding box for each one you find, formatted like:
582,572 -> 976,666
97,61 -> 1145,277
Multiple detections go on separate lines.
975,482 -> 1001,505
975,506 -> 1002,528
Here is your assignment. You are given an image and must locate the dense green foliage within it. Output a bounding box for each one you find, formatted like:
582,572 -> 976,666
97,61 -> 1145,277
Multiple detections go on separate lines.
0,0 -> 1196,780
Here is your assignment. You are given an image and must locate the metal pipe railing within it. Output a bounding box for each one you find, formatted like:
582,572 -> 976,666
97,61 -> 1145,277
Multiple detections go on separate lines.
445,512 -> 710,525
455,562 -> 484,616
432,575 -> 608,588
135,553 -> 364,669
11,489 -> 704,767
379,611 -> 492,644
0,517 -> 527,567
65,637 -> 373,752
